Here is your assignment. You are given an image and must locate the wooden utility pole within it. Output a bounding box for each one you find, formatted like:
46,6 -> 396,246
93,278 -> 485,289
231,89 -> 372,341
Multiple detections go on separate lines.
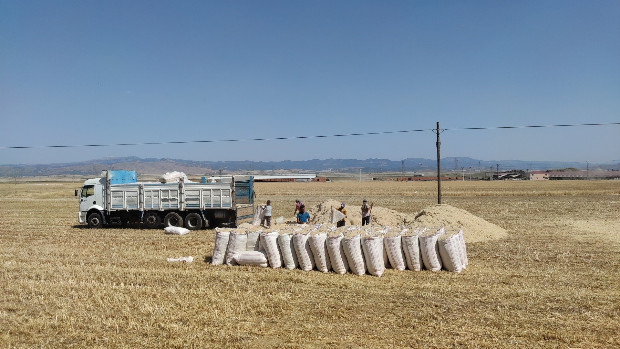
436,122 -> 442,204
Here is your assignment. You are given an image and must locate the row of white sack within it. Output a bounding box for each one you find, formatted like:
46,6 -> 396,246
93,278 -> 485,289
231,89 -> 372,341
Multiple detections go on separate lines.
211,227 -> 468,276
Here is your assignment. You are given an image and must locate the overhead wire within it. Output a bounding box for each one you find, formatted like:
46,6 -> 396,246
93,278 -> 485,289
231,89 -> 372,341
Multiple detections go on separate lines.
0,122 -> 618,150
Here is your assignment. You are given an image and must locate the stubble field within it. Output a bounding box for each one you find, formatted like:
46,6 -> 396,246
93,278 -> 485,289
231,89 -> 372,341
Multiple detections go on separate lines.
1,179 -> 619,348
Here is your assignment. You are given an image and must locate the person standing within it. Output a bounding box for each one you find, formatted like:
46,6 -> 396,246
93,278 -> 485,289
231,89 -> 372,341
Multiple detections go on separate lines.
361,199 -> 372,226
337,203 -> 347,228
261,200 -> 272,228
296,204 -> 311,224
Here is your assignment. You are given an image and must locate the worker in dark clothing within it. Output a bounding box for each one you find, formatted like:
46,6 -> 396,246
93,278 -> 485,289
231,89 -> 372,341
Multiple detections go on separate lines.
361,199 -> 372,226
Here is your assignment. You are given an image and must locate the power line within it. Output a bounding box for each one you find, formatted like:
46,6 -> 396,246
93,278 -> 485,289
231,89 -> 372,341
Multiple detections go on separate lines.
1,122 -> 618,150
449,122 -> 620,131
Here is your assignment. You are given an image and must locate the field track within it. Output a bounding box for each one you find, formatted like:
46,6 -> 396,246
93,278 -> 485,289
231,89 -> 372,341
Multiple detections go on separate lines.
1,180 -> 619,348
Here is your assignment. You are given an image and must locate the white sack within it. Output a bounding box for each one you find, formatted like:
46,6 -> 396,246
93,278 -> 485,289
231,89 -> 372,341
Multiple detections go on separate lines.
384,235 -> 406,271
438,232 -> 464,273
362,236 -> 386,277
277,233 -> 299,270
252,205 -> 265,226
292,232 -> 315,271
159,171 -> 189,183
419,228 -> 444,272
246,231 -> 261,251
342,235 -> 366,276
326,234 -> 349,274
457,229 -> 468,269
309,233 -> 331,273
225,231 -> 248,266
402,235 -> 423,271
164,226 -> 190,235
260,231 -> 282,268
167,256 -> 193,263
234,251 -> 268,267
211,230 -> 230,265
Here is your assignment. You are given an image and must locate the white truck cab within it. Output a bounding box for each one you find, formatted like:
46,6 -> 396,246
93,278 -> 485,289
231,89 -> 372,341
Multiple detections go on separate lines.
77,177 -> 105,225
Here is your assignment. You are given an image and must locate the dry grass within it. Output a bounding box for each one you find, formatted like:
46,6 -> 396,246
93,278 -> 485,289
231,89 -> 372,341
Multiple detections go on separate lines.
1,180 -> 619,348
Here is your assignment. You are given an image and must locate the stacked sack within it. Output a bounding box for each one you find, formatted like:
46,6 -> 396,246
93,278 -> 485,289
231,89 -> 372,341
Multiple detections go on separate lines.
211,224 -> 468,277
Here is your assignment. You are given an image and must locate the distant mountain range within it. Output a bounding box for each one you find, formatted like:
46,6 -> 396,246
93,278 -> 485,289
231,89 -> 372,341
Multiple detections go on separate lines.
1,156 -> 617,177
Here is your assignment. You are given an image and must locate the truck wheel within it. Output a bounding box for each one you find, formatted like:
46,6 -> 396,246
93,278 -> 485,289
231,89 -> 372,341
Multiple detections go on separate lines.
164,212 -> 183,227
184,213 -> 203,230
87,212 -> 103,228
143,212 -> 161,228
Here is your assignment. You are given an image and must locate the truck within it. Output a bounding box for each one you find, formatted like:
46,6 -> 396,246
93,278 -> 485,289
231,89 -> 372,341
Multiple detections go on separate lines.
77,170 -> 254,229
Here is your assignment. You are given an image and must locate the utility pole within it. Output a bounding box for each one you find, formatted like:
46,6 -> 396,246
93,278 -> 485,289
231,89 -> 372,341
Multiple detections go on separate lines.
436,122 -> 442,205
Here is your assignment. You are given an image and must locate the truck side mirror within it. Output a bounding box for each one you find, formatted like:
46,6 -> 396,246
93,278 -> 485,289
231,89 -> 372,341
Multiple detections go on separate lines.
75,189 -> 78,197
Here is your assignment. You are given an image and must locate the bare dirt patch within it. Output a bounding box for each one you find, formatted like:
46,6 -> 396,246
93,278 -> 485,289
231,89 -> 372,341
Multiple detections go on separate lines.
564,218 -> 620,245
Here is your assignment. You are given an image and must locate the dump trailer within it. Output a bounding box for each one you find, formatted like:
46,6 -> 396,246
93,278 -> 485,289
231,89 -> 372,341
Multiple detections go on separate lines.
77,170 -> 254,229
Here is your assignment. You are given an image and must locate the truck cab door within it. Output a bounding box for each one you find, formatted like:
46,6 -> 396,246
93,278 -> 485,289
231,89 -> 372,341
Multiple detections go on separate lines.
79,185 -> 97,212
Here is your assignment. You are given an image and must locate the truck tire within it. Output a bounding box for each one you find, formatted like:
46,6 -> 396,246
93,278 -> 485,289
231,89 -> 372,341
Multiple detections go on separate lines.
184,213 -> 203,230
143,212 -> 161,228
87,212 -> 103,228
164,212 -> 183,227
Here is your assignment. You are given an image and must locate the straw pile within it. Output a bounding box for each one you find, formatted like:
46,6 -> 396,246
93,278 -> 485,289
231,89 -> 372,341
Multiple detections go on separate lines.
305,200 -> 506,244
413,204 -> 507,243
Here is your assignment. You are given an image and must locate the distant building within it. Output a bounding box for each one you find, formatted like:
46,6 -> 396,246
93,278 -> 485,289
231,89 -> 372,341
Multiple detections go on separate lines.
530,170 -> 620,180
493,171 -> 526,180
253,174 -> 321,182
530,171 -> 549,180
204,174 -> 321,183
395,176 -> 458,181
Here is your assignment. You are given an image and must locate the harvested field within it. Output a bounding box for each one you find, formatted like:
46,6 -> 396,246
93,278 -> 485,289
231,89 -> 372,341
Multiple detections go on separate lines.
1,180 -> 619,347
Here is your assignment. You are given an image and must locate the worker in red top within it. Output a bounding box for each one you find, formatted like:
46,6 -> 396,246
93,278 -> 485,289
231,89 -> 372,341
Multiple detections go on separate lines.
294,199 -> 303,216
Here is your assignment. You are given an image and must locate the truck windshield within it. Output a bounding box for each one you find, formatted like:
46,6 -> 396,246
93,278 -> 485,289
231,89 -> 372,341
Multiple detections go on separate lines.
81,185 -> 95,198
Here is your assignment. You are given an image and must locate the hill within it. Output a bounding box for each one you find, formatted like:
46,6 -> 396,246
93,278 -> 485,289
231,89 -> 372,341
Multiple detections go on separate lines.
0,156 -> 616,177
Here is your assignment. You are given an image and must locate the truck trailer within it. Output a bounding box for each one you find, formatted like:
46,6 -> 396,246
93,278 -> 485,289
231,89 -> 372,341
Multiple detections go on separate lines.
77,170 -> 254,229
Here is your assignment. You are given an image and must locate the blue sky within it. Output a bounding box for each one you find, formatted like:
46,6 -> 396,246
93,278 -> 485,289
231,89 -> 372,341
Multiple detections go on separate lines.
1,0 -> 619,165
